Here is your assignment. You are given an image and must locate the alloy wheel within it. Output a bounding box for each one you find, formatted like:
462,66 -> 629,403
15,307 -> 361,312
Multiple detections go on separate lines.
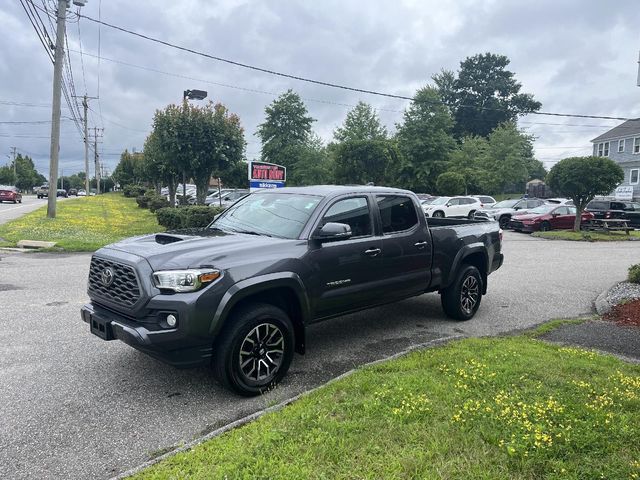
238,322 -> 285,382
460,276 -> 480,315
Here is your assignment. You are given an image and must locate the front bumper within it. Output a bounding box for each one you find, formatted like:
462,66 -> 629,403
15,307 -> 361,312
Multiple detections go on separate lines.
81,302 -> 213,368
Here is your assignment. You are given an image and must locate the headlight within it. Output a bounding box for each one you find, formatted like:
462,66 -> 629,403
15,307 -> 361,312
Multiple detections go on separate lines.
152,269 -> 221,293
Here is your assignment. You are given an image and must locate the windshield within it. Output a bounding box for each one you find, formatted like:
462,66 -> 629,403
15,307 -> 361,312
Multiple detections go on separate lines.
527,205 -> 556,214
212,192 -> 322,239
492,199 -> 519,209
430,197 -> 449,205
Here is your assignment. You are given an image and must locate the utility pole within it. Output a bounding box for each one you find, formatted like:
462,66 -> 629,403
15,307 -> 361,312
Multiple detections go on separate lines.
46,0 -> 68,219
90,127 -> 104,194
73,94 -> 97,194
10,146 -> 17,179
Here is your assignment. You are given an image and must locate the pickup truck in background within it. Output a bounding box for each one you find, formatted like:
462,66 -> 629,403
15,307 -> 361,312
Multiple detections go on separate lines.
81,186 -> 504,395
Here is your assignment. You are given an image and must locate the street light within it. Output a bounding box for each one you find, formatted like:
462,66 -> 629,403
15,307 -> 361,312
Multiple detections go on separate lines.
179,89 -> 208,203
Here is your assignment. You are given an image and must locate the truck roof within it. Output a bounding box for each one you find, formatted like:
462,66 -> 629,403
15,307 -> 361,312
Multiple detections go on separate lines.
257,185 -> 415,197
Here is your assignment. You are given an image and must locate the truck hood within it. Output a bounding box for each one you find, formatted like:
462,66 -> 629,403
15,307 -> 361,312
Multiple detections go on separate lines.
101,229 -> 299,271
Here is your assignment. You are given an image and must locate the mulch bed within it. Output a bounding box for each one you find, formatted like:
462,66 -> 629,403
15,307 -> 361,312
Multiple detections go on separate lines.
605,298 -> 640,327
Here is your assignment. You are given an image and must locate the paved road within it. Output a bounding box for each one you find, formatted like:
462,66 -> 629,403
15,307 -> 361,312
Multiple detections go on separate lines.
1,232 -> 639,479
0,195 -> 69,226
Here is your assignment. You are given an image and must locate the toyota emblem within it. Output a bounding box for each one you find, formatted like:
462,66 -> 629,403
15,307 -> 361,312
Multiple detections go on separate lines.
100,267 -> 115,287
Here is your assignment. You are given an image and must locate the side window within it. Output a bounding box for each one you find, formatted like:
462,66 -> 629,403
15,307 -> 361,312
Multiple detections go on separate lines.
376,195 -> 419,234
528,200 -> 542,208
515,201 -> 526,209
555,207 -> 569,215
568,206 -> 576,215
448,198 -> 460,206
322,197 -> 372,237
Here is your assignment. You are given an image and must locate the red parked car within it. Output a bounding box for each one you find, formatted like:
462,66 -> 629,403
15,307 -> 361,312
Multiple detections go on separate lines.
0,186 -> 22,204
509,204 -> 593,232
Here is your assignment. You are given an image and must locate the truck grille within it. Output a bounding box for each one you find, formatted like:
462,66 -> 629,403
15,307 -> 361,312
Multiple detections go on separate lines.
88,257 -> 141,307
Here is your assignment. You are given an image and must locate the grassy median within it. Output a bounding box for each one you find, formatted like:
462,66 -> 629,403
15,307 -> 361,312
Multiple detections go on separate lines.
132,335 -> 640,480
532,230 -> 640,241
0,193 -> 162,251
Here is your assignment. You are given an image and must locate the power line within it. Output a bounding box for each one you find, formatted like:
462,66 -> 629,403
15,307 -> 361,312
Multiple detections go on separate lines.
76,12 -> 634,122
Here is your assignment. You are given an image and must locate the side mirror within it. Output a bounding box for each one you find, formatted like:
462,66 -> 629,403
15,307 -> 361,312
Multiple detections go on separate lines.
312,222 -> 352,242
445,203 -> 452,207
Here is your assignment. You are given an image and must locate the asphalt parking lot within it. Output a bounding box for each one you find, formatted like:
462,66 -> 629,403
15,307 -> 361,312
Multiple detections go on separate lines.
1,232 -> 639,479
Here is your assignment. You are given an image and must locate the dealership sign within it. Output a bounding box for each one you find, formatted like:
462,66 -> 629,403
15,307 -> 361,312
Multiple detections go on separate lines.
615,185 -> 634,201
248,161 -> 286,191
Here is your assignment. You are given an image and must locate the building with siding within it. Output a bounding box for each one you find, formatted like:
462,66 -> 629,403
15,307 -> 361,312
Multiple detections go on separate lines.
591,119 -> 640,200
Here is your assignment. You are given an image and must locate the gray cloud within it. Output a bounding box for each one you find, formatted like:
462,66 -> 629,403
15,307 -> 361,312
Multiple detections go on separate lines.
1,0 -> 638,179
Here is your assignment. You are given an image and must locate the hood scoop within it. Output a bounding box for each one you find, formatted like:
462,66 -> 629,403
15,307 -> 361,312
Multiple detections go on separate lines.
155,233 -> 184,245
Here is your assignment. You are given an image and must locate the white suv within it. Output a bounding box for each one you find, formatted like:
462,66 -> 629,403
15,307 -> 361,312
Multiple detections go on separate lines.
422,196 -> 482,218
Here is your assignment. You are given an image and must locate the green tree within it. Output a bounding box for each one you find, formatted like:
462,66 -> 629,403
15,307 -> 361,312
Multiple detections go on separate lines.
483,122 -> 535,194
256,90 -> 315,172
436,171 -> 466,195
334,139 -> 398,186
0,166 -> 16,185
433,53 -> 542,138
446,136 -> 492,194
12,154 -> 44,192
289,134 -> 334,186
149,101 -> 245,205
547,156 -> 624,231
220,160 -> 249,189
111,150 -> 143,187
333,101 -> 387,142
395,86 -> 456,192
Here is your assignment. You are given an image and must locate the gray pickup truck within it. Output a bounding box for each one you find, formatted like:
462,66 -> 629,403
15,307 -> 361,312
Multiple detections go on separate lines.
82,186 -> 503,395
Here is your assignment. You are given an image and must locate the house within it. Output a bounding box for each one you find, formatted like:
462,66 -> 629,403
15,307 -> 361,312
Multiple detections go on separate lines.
591,118 -> 640,200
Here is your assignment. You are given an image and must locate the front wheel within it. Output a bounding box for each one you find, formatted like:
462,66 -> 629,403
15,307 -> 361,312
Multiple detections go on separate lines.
433,211 -> 445,218
498,215 -> 510,228
540,221 -> 551,232
212,303 -> 294,396
441,265 -> 483,321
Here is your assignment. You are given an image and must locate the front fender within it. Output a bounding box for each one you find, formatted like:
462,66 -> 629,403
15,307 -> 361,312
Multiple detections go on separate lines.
210,272 -> 311,346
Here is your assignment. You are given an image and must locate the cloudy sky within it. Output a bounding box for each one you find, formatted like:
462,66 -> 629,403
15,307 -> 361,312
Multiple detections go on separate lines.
1,0 -> 638,180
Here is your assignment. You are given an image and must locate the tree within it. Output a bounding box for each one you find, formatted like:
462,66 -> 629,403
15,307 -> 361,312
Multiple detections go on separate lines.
0,166 -> 16,185
12,154 -> 45,192
333,139 -> 398,186
445,136 -> 492,194
256,90 -> 315,172
433,53 -> 542,138
149,101 -> 245,205
395,86 -> 456,192
483,122 -> 535,194
112,150 -> 146,187
333,101 -> 387,142
288,134 -> 334,186
436,172 -> 466,195
546,156 -> 624,231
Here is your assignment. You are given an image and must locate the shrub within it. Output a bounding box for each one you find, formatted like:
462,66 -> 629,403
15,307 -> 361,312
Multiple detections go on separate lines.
181,206 -> 220,228
123,184 -> 147,198
148,196 -> 170,213
155,206 -> 224,230
156,208 -> 183,230
136,189 -> 164,210
629,264 -> 640,284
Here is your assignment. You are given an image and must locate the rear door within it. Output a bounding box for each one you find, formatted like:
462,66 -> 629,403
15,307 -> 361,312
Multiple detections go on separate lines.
375,195 -> 431,298
551,206 -> 572,229
308,195 -> 384,318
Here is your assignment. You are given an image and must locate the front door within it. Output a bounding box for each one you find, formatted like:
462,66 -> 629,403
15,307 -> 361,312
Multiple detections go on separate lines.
307,196 -> 384,319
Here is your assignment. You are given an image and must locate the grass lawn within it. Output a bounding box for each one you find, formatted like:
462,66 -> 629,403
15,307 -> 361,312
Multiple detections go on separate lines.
132,334 -> 640,480
532,230 -> 640,241
0,193 -> 163,251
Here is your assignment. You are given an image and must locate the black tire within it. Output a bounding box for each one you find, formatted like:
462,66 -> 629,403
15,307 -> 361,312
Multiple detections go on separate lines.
540,221 -> 551,232
441,265 -> 483,321
467,210 -> 476,220
433,211 -> 445,218
498,215 -> 510,228
212,303 -> 294,396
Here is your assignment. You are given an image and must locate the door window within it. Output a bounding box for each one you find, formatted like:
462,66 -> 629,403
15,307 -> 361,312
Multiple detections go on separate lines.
376,195 -> 419,233
448,198 -> 460,206
322,197 -> 372,237
555,206 -> 569,215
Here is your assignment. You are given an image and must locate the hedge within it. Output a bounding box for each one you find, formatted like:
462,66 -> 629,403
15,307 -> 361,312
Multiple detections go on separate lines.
629,264 -> 640,284
156,205 -> 224,230
123,184 -> 147,198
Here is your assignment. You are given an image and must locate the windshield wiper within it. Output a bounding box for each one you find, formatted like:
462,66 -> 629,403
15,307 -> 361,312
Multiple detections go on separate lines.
233,230 -> 274,237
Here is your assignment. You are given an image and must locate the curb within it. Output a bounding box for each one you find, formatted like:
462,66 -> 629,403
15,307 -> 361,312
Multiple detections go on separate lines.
109,334 -> 464,480
594,281 -> 620,315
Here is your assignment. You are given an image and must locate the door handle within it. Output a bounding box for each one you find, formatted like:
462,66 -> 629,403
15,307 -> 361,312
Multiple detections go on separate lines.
364,248 -> 381,257
414,241 -> 428,249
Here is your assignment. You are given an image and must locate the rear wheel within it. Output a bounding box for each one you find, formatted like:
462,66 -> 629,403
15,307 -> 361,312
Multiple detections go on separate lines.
441,265 -> 483,321
433,211 -> 445,218
212,303 -> 294,396
540,221 -> 551,232
467,210 -> 476,219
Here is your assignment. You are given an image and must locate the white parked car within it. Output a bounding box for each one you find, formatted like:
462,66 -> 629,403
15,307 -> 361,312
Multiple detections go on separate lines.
218,190 -> 250,209
475,198 -> 546,228
545,197 -> 574,206
422,196 -> 483,219
77,189 -> 87,196
205,189 -> 235,206
471,195 -> 497,209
